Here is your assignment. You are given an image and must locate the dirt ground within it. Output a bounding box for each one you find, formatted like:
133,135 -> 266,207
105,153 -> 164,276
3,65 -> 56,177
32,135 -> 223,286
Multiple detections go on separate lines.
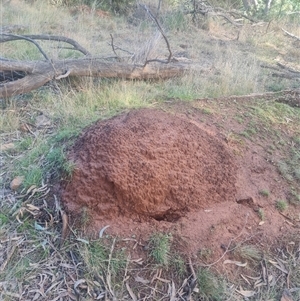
61,94 -> 300,265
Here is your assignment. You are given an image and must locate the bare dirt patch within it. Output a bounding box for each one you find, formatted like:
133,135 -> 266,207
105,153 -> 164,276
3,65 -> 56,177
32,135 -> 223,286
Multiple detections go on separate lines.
61,103 -> 300,259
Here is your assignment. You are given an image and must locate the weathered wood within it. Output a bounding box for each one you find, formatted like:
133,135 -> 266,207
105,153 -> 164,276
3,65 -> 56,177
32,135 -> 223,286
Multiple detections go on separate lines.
0,25 -> 190,98
281,28 -> 300,41
0,58 -> 190,98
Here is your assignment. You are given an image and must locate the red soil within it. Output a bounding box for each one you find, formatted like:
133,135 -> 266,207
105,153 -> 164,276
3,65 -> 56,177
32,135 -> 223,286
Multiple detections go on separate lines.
61,105 -> 299,258
63,109 -> 236,222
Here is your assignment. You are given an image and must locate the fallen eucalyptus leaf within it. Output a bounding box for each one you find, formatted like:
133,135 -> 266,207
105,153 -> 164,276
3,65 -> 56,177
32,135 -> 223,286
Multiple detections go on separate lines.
0,143 -> 15,151
224,260 -> 247,267
99,225 -> 110,238
27,204 -> 40,211
135,276 -> 150,284
126,282 -> 137,301
76,238 -> 89,244
236,287 -> 256,297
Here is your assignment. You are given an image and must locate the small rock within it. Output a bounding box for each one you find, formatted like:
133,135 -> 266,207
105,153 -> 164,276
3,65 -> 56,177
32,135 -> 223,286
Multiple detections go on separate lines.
10,176 -> 24,190
0,143 -> 15,151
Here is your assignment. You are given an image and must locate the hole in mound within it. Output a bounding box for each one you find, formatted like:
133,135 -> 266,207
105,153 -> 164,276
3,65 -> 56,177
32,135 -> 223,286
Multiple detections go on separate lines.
61,109 -> 237,227
150,209 -> 184,223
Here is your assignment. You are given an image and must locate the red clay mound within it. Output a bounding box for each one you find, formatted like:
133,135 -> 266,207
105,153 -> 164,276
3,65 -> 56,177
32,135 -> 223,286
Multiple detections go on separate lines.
62,109 -> 237,223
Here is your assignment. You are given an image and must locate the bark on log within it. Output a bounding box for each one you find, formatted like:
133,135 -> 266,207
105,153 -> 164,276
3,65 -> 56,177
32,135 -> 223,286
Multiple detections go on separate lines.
0,58 -> 190,98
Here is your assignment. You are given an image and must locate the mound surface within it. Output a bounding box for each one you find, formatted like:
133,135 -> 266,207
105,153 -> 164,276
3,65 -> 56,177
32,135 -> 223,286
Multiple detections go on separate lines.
62,109 -> 237,223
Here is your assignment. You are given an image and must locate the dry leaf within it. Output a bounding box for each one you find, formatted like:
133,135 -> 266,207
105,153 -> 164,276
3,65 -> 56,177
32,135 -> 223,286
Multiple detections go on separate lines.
26,185 -> 37,195
0,143 -> 15,151
126,282 -> 137,301
240,274 -> 251,285
242,274 -> 261,280
134,276 -> 150,284
259,221 -> 265,225
236,287 -> 256,297
27,204 -> 40,211
224,260 -> 247,267
156,277 -> 171,283
74,279 -> 87,295
269,260 -> 288,274
170,281 -> 176,301
76,238 -> 89,244
131,258 -> 143,265
254,280 -> 266,288
99,225 -> 110,238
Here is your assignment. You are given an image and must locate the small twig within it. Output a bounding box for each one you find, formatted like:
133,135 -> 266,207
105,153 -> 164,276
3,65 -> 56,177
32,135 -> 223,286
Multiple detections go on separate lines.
55,69 -> 71,80
156,0 -> 162,17
60,210 -> 69,248
229,10 -> 257,23
276,62 -> 300,75
279,212 -> 299,227
107,238 -> 116,298
266,20 -> 272,33
23,123 -> 37,138
120,256 -> 130,298
185,257 -> 197,300
106,43 -> 134,56
200,213 -> 250,267
214,12 -> 243,26
0,244 -> 17,272
261,258 -> 270,292
140,4 -> 172,66
110,34 -> 120,60
188,257 -> 196,280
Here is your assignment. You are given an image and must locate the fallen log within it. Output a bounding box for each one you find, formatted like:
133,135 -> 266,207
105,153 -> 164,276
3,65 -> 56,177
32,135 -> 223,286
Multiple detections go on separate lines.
0,6 -> 191,99
0,58 -> 190,98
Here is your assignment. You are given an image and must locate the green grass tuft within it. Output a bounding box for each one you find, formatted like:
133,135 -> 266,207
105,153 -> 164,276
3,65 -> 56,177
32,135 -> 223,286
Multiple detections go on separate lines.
259,189 -> 270,197
196,268 -> 225,301
79,239 -> 127,278
171,253 -> 187,277
276,200 -> 288,212
258,208 -> 265,221
288,190 -> 300,206
234,244 -> 262,261
149,232 -> 172,266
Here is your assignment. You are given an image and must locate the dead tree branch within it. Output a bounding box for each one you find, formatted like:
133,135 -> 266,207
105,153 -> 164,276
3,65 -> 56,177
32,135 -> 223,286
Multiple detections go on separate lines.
1,34 -> 51,61
187,1 -> 255,26
0,28 -> 190,98
261,62 -> 300,80
109,34 -> 120,60
281,28 -> 300,41
0,34 -> 91,56
140,4 -> 172,66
